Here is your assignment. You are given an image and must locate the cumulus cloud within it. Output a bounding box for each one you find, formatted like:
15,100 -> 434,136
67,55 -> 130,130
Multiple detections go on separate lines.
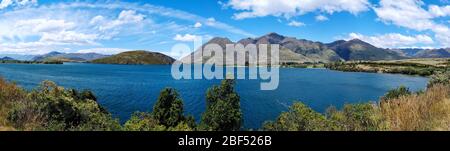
194,22 -> 202,28
39,31 -> 99,45
429,5 -> 450,17
91,10 -> 145,31
173,34 -> 199,42
347,33 -> 434,48
374,0 -> 434,31
0,0 -> 36,9
0,0 -> 13,9
315,15 -> 329,21
77,48 -> 130,55
15,19 -> 75,33
224,0 -> 370,19
287,20 -> 305,27
0,1 -> 253,54
373,0 -> 450,47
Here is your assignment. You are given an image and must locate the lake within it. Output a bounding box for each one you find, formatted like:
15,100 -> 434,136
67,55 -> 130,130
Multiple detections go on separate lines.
0,63 -> 428,129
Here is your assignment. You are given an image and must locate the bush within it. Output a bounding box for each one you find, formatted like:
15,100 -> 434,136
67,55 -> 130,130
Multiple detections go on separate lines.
428,71 -> 450,87
327,103 -> 386,131
263,102 -> 328,131
4,80 -> 120,131
123,112 -> 166,131
380,86 -> 411,101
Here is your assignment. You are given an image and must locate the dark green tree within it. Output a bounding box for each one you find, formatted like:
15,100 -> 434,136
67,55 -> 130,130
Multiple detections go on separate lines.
201,79 -> 242,131
152,88 -> 185,127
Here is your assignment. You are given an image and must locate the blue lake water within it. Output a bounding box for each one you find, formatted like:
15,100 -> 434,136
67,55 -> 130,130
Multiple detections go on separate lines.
0,63 -> 428,128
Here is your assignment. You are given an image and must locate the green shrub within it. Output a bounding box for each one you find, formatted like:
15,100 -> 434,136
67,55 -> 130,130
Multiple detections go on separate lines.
5,80 -> 120,131
123,112 -> 166,131
263,102 -> 328,131
428,71 -> 450,87
381,86 -> 411,101
328,103 -> 386,131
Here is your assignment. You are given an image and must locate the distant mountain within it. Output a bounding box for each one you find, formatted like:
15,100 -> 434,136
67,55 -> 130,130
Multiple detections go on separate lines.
390,48 -> 423,57
414,48 -> 450,58
32,51 -> 109,62
0,54 -> 34,61
390,48 -> 450,58
182,32 -> 343,65
0,56 -> 15,61
90,50 -> 175,65
326,39 -> 404,61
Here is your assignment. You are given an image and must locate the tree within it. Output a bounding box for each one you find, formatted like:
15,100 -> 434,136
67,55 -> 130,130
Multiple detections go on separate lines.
152,88 -> 185,127
201,79 -> 242,131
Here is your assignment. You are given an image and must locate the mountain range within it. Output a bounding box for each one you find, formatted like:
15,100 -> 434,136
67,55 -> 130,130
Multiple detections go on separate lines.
32,51 -> 110,62
1,32 -> 449,65
392,48 -> 450,58
0,56 -> 15,61
181,32 -> 408,65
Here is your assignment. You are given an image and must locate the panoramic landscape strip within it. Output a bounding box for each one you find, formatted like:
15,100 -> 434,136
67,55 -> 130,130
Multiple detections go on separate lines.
0,0 -> 450,133
1,69 -> 449,131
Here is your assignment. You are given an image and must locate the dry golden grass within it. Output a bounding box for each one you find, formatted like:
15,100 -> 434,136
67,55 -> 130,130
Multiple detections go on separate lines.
381,84 -> 450,131
0,126 -> 15,131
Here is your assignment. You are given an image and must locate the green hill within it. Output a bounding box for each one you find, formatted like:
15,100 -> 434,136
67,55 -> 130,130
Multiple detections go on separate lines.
90,50 -> 175,65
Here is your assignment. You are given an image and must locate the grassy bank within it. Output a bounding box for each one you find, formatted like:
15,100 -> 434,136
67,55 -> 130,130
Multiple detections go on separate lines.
281,62 -> 325,68
325,58 -> 449,76
263,71 -> 450,131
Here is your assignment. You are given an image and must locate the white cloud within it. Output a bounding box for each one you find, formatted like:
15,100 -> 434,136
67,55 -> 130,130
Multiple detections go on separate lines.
315,15 -> 329,21
0,0 -> 36,9
347,33 -> 434,48
205,17 -> 217,26
76,48 -> 130,55
39,31 -> 98,45
92,10 -> 145,31
0,0 -> 13,9
224,0 -> 370,19
374,0 -> 434,31
429,5 -> 450,17
89,15 -> 105,25
0,1 -> 255,55
173,34 -> 199,42
194,22 -> 202,28
15,19 -> 75,33
287,20 -> 305,27
16,0 -> 36,6
374,0 -> 450,47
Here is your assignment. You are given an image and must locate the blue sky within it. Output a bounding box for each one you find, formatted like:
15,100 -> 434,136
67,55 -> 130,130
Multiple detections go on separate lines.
0,0 -> 449,57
